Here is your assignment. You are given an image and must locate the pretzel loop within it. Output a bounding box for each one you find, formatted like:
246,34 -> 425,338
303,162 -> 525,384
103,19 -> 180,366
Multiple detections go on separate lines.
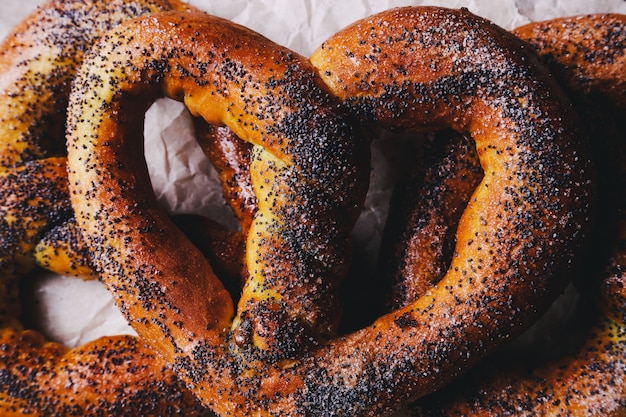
412,14 -> 626,416
305,7 -> 593,411
67,10 -> 367,366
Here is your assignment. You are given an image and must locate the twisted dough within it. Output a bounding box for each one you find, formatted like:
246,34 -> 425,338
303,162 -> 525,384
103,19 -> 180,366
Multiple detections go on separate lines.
68,7 -> 593,416
0,1 -> 222,415
408,14 -> 626,416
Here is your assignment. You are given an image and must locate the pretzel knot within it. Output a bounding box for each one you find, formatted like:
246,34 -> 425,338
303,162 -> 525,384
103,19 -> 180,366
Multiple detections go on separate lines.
67,7 -> 594,417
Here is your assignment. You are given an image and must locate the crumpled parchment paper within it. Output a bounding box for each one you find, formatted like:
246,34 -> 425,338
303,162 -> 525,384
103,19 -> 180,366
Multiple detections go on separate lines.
3,0 -> 625,413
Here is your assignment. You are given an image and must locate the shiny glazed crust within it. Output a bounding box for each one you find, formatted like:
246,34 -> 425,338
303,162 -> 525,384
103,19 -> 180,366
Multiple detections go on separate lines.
67,7 -> 593,416
410,14 -> 626,416
514,13 -> 626,110
0,1 -> 212,415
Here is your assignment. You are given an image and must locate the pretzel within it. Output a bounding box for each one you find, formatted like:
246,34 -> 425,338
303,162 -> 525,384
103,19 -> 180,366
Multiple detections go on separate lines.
66,7 -> 594,415
0,0 -> 231,414
407,14 -> 626,416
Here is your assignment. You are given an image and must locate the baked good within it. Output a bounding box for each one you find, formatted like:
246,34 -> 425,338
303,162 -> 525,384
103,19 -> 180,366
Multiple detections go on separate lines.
67,7 -> 593,415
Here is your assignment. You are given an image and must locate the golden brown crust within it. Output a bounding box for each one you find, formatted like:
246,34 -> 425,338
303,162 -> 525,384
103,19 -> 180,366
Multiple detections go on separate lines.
173,214 -> 246,300
34,213 -> 247,283
514,13 -> 626,110
33,120 -> 253,283
67,7 -> 593,416
308,6 -> 594,414
411,313 -> 626,417
0,158 -> 71,324
0,329 -> 209,416
513,13 -> 626,327
34,217 -> 97,279
67,9 -> 367,415
0,159 -> 210,416
68,5 -> 369,404
194,122 -> 257,234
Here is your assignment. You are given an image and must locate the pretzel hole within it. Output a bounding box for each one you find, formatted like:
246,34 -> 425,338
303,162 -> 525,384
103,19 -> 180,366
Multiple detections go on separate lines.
338,129 -> 485,333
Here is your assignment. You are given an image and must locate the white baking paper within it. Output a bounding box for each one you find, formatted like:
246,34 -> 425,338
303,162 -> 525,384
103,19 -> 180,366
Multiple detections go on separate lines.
3,0 -> 625,415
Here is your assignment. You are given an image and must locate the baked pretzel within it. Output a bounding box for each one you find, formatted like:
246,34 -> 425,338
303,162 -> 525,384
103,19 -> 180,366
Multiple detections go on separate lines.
67,7 -> 593,416
0,0 -> 230,414
407,14 -> 626,416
